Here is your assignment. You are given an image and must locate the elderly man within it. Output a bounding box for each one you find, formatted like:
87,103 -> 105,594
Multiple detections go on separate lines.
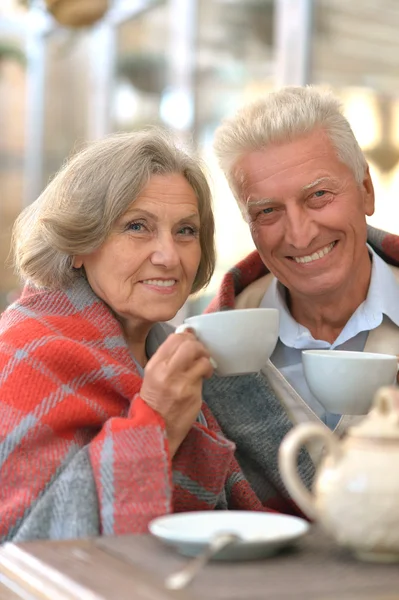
202,86 -> 399,513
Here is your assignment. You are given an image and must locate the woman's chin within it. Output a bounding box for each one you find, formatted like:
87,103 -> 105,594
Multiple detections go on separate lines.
141,307 -> 182,325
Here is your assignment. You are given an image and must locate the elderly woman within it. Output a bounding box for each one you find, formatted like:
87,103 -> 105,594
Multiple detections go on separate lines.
0,129 -> 269,543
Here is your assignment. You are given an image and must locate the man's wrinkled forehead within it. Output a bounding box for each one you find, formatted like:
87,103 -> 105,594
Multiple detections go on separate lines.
231,129 -> 345,193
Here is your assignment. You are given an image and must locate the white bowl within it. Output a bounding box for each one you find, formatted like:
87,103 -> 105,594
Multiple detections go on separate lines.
302,350 -> 398,415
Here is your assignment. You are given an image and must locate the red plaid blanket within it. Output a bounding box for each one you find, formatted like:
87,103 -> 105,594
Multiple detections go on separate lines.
0,278 -> 273,542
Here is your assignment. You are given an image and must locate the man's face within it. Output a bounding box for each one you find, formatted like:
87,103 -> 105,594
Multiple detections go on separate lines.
235,129 -> 375,300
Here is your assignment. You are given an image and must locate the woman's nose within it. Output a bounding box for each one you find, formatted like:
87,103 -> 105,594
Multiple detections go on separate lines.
150,235 -> 180,268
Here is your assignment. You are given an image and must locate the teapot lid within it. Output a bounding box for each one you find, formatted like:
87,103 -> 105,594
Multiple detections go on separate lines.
349,386 -> 399,440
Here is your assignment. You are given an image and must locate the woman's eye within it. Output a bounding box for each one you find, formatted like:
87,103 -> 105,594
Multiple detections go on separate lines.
178,226 -> 198,236
127,222 -> 145,232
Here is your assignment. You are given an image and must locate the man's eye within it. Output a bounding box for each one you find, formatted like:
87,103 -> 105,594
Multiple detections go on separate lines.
262,207 -> 274,215
314,190 -> 326,197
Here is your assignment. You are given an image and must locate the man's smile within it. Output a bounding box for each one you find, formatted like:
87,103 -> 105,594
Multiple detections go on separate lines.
289,241 -> 337,264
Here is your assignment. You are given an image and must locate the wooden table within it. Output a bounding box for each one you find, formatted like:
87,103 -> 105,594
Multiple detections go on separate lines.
0,527 -> 399,600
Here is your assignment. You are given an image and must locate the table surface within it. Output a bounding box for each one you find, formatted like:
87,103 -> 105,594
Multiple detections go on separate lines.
0,527 -> 399,600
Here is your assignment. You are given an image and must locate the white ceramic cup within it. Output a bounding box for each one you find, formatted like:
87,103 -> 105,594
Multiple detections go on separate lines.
302,349 -> 399,415
175,308 -> 279,377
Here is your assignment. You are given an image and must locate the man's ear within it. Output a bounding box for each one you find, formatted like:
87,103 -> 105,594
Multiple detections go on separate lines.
362,165 -> 375,217
73,256 -> 83,269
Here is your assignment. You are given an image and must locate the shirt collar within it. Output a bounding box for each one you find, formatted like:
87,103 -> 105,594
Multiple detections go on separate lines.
260,244 -> 399,349
260,275 -> 306,348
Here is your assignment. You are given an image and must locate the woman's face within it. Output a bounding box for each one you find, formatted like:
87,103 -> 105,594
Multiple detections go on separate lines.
74,173 -> 201,331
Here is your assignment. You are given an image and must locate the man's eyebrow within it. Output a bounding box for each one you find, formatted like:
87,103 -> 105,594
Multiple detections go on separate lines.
301,177 -> 338,191
244,176 -> 339,210
246,197 -> 276,209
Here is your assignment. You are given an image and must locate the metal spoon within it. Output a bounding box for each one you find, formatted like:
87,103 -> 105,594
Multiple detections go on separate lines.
164,532 -> 240,591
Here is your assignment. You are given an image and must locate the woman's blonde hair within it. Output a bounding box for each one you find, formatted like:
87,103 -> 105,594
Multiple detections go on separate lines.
13,129 -> 215,294
213,85 -> 368,200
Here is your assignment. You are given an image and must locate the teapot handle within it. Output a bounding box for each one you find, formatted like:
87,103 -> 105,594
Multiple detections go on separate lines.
278,423 -> 341,520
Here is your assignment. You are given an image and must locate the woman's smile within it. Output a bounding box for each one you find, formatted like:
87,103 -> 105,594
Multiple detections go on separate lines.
140,277 -> 179,294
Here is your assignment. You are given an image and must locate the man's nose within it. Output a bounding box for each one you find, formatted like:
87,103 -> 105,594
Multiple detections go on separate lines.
150,234 -> 180,268
284,206 -> 319,250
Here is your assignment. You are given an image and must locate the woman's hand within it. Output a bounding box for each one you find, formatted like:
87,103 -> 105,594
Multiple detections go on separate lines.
140,329 -> 214,458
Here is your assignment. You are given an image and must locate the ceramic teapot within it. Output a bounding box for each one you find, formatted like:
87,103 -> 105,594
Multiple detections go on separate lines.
279,386 -> 399,562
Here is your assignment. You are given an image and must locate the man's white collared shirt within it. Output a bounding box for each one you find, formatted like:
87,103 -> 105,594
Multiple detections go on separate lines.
260,246 -> 399,428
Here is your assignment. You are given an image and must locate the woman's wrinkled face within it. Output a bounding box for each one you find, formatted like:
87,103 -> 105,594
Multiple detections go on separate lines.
74,174 -> 201,330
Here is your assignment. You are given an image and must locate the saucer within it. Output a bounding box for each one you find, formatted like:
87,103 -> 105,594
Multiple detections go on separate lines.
149,511 -> 309,560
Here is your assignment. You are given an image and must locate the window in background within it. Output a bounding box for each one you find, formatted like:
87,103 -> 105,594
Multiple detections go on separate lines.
112,2 -> 169,131
189,0 -> 276,311
311,0 -> 399,234
42,29 -> 91,189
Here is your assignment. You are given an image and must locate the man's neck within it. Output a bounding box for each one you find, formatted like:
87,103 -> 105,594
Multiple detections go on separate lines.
287,252 -> 372,345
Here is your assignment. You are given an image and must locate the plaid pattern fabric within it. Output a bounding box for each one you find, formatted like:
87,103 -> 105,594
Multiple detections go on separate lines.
0,277 -> 272,543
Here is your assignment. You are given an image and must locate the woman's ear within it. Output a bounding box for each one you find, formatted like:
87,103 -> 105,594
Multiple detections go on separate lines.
72,256 -> 83,269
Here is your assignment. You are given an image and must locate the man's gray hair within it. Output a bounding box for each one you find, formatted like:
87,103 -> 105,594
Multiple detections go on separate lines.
213,86 -> 368,200
13,128 -> 215,293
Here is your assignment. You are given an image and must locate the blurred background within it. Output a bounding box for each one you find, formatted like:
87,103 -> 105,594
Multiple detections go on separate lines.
1,0 -> 399,315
